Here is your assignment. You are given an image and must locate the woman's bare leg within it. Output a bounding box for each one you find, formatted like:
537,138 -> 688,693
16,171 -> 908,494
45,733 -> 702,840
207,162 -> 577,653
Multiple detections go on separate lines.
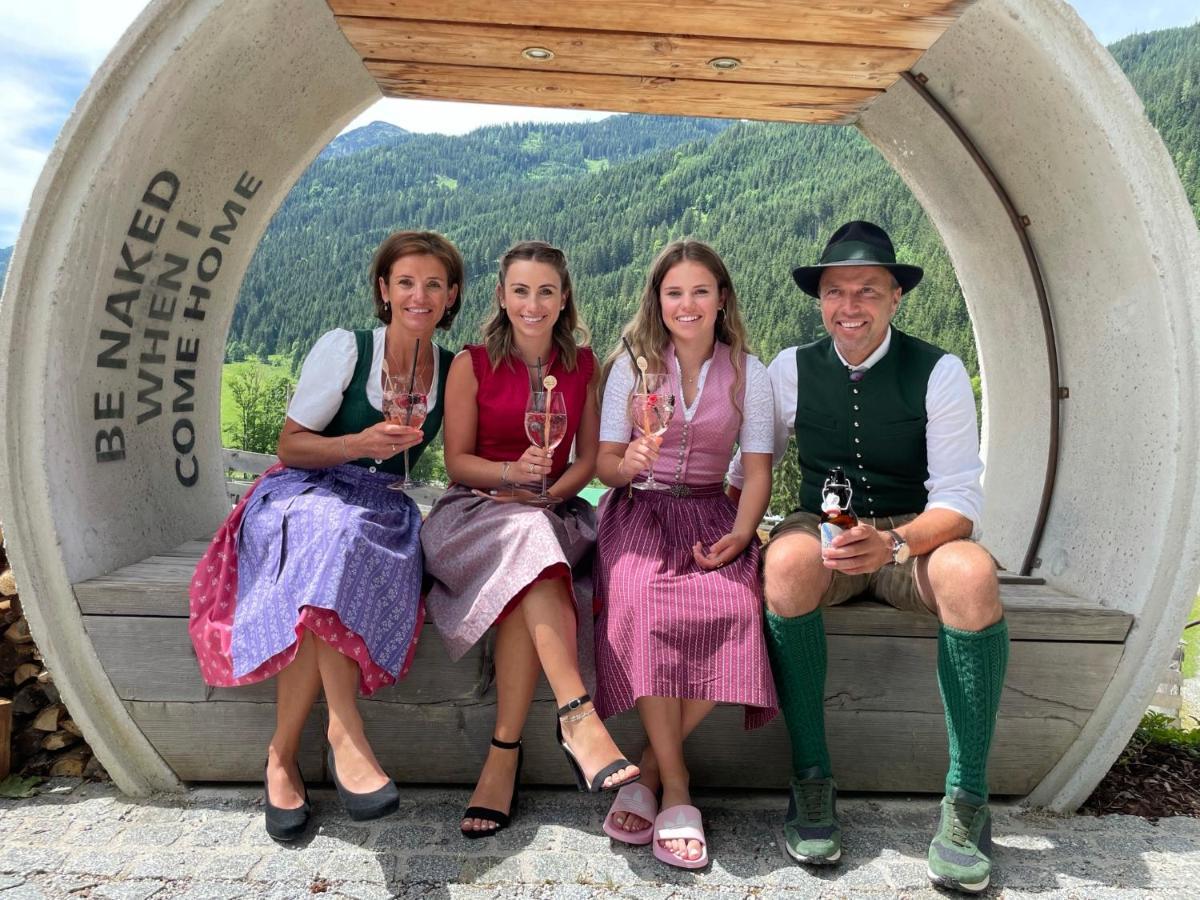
315,637 -> 389,792
267,631 -> 321,808
614,698 -> 714,832
520,579 -> 638,789
462,612 -> 540,833
637,696 -> 716,861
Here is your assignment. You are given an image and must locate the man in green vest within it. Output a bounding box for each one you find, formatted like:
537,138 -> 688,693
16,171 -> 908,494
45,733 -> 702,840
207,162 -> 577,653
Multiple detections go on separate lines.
728,221 -> 1006,894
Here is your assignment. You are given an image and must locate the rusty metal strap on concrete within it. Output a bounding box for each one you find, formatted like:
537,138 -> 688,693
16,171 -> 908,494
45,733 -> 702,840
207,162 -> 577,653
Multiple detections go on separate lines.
902,70 -> 1063,577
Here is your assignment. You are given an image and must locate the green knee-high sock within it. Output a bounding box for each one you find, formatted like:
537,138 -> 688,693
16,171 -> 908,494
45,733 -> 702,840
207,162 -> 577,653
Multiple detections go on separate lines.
937,618 -> 1009,801
764,608 -> 831,778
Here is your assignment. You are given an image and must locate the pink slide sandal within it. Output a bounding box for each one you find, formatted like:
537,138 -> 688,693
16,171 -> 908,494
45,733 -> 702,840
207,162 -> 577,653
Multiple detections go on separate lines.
602,782 -> 658,845
652,804 -> 709,869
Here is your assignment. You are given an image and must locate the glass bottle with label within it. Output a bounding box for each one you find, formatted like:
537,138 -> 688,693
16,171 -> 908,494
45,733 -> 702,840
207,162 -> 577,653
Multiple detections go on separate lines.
819,466 -> 858,554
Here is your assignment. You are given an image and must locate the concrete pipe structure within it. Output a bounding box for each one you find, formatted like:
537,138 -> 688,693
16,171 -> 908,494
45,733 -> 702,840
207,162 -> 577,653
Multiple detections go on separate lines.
1,0 -> 1197,810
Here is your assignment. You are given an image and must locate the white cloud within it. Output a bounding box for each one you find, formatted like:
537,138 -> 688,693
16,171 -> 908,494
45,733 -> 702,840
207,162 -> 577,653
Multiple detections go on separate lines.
0,1 -> 150,245
0,0 -> 150,70
0,74 -> 80,246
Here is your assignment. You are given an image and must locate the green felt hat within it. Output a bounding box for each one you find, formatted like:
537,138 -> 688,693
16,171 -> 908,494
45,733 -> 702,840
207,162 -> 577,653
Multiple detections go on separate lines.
792,220 -> 924,298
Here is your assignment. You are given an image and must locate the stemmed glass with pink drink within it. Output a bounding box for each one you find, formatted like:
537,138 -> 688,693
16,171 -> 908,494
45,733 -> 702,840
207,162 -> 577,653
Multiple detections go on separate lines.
383,372 -> 428,491
629,372 -> 675,491
523,384 -> 567,506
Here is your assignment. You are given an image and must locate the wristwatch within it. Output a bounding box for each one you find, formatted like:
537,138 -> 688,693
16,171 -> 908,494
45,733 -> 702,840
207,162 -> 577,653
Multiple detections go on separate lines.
886,530 -> 911,565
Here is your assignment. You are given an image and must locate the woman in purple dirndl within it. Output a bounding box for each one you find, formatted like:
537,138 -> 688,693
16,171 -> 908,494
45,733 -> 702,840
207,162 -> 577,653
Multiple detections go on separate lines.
188,231 -> 464,841
593,240 -> 778,868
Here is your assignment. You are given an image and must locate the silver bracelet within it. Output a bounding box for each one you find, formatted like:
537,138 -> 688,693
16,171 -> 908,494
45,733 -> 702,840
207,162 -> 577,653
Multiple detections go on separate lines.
500,460 -> 511,486
616,457 -> 627,477
342,435 -> 352,461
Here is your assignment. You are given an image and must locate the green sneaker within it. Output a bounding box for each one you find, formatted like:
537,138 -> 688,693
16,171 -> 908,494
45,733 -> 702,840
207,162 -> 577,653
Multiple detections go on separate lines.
782,766 -> 841,865
927,789 -> 993,894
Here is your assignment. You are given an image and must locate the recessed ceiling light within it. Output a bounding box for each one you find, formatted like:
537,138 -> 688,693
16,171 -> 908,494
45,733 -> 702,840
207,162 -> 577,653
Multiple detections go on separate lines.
708,57 -> 742,71
522,47 -> 555,61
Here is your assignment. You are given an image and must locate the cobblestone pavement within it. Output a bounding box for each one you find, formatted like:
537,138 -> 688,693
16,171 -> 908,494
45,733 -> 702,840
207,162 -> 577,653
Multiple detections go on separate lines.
2,779 -> 1199,899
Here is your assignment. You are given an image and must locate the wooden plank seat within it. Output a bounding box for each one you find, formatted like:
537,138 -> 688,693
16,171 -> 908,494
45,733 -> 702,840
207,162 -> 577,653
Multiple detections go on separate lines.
72,533 -> 1132,796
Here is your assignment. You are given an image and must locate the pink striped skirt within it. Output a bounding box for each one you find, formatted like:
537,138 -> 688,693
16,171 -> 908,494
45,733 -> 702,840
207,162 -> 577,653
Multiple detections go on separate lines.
593,484 -> 778,729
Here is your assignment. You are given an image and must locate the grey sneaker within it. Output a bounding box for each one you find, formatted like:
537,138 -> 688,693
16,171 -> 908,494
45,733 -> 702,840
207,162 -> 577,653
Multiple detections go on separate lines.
782,766 -> 841,865
927,788 -> 993,894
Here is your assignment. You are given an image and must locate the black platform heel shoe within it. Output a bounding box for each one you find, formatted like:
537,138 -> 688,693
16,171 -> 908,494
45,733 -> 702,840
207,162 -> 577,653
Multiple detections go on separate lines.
555,693 -> 640,794
263,763 -> 311,842
328,745 -> 400,821
460,736 -> 523,839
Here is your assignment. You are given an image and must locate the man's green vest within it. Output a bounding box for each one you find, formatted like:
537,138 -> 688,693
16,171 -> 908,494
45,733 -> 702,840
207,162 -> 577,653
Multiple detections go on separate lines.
320,329 -> 453,475
794,329 -> 944,517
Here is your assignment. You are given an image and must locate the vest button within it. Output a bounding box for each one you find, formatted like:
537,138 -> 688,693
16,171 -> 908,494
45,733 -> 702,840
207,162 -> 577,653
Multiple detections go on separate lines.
853,405 -> 859,411
369,466 -> 377,473
855,438 -> 861,444
858,464 -> 864,469
853,421 -> 859,427
856,453 -> 862,459
853,389 -> 859,395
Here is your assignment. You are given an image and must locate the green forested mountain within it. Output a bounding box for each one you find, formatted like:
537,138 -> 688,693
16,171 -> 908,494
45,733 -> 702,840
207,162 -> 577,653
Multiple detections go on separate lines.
232,114 -> 733,366
232,115 -> 973,372
1,25 -> 1196,375
228,23 -> 1200,380
319,121 -> 411,159
1109,24 -> 1200,210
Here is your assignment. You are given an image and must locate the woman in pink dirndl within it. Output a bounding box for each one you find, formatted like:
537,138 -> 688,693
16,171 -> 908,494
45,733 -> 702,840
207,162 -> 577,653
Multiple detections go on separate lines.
593,240 -> 778,868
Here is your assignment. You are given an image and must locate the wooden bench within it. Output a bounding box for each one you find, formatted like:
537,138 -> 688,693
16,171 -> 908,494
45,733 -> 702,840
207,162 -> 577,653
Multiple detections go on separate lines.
73,526 -> 1132,795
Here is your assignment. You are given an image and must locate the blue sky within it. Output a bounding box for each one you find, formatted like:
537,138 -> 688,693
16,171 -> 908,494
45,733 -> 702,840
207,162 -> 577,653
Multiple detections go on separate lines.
0,1 -> 1197,248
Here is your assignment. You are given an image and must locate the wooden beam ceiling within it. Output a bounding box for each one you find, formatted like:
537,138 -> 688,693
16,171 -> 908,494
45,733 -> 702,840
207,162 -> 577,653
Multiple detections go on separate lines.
328,1 -> 974,125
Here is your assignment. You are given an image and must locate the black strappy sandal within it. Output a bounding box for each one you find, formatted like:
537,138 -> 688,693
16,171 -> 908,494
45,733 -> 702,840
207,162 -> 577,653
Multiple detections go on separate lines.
555,693 -> 640,794
460,736 -> 523,839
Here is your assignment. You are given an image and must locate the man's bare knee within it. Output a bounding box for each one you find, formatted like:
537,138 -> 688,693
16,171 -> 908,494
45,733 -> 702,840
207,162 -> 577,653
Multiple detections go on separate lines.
923,541 -> 1001,629
763,532 -> 829,618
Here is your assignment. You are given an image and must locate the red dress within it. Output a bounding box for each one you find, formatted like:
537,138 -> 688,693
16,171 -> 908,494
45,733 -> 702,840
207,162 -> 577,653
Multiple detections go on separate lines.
468,343 -> 592,480
420,345 -> 598,657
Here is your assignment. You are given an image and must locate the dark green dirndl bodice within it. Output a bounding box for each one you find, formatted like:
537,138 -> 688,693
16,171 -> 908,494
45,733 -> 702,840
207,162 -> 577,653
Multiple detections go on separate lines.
319,329 -> 453,476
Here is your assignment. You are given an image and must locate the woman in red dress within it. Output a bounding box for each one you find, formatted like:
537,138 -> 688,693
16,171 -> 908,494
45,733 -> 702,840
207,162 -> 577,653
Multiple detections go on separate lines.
421,241 -> 640,838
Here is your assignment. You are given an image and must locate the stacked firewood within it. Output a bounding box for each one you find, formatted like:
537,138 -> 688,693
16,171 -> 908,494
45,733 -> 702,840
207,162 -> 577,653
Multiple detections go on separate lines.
1,525 -> 106,781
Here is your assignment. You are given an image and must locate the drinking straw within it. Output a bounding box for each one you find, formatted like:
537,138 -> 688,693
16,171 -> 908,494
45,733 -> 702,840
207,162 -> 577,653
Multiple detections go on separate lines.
620,337 -> 642,392
541,374 -> 558,497
405,338 -> 419,425
542,375 -> 556,447
635,356 -> 653,440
